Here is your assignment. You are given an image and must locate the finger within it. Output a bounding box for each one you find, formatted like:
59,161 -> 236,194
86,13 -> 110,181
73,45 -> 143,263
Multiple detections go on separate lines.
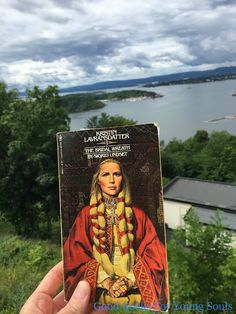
35,261 -> 63,297
115,280 -> 126,287
58,281 -> 90,314
53,290 -> 67,311
117,291 -> 125,297
112,284 -> 119,290
116,279 -> 126,286
113,281 -> 125,290
117,286 -> 127,293
115,277 -> 124,283
109,289 -> 117,298
111,287 -> 122,298
20,262 -> 63,314
20,292 -> 54,314
113,290 -> 121,297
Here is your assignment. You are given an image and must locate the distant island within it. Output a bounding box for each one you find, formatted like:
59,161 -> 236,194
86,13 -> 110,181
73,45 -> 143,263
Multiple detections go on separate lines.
59,90 -> 162,113
58,66 -> 236,94
144,74 -> 236,88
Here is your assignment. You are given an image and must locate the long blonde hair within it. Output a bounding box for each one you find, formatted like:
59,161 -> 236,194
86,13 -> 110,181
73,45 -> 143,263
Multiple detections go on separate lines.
89,159 -> 135,277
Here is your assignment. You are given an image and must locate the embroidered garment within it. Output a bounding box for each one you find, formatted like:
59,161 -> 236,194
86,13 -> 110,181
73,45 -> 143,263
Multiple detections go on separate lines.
63,205 -> 168,310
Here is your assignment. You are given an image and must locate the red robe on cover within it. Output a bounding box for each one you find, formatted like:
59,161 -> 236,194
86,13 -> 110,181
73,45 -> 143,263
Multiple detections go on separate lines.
63,206 -> 168,310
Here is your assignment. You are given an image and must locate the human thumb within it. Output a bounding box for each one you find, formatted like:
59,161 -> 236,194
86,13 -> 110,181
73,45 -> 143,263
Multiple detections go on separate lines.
59,281 -> 91,314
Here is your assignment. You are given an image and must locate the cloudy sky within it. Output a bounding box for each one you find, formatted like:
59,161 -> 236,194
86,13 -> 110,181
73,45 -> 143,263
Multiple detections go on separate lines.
1,0 -> 236,90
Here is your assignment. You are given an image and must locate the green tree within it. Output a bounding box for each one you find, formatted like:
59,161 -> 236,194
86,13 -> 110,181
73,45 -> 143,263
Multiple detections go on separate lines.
0,82 -> 18,162
161,138 -> 186,178
193,129 -> 209,146
0,82 -> 19,213
219,248 -> 236,311
161,130 -> 236,183
0,85 -> 69,237
0,81 -> 18,110
86,112 -> 137,128
168,210 -> 234,313
199,131 -> 236,182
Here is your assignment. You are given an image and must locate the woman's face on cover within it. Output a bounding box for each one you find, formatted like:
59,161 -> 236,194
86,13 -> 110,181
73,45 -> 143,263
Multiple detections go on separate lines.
98,162 -> 123,198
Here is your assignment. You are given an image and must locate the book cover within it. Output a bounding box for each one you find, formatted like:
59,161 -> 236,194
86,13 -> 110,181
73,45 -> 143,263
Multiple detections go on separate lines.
57,123 -> 169,311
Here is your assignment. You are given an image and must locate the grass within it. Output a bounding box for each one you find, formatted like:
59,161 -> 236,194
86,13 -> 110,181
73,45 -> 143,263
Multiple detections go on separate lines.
0,221 -> 152,314
0,221 -> 61,314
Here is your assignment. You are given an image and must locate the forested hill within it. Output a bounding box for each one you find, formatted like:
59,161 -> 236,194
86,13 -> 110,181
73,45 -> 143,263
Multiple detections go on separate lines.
59,66 -> 236,93
59,89 -> 160,113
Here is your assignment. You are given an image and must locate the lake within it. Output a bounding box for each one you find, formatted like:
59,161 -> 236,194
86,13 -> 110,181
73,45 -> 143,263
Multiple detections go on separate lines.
69,79 -> 236,143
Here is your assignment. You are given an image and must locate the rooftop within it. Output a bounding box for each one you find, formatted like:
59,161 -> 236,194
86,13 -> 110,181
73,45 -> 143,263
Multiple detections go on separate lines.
194,206 -> 236,231
164,177 -> 236,212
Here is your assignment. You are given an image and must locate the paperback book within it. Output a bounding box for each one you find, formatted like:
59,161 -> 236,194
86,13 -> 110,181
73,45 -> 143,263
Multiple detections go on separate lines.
57,123 -> 169,311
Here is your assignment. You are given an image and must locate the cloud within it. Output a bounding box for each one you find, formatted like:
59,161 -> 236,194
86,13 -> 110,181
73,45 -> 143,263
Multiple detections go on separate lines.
1,58 -> 86,88
0,0 -> 236,90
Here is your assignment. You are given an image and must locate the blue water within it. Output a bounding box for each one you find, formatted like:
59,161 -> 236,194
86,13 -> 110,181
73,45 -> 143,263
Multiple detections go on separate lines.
70,79 -> 236,143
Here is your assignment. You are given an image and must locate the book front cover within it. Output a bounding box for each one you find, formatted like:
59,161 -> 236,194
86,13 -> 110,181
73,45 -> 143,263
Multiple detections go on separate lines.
57,123 -> 169,311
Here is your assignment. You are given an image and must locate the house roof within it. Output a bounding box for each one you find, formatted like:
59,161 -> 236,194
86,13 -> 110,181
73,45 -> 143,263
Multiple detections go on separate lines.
193,206 -> 236,231
164,177 -> 236,212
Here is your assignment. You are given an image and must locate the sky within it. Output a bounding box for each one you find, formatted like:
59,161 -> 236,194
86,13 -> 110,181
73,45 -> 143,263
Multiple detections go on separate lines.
1,0 -> 236,90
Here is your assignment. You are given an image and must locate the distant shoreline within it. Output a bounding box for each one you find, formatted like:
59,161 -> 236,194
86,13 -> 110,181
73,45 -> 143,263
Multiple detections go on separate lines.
204,114 -> 236,124
144,74 -> 236,88
58,66 -> 236,94
60,89 -> 161,113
